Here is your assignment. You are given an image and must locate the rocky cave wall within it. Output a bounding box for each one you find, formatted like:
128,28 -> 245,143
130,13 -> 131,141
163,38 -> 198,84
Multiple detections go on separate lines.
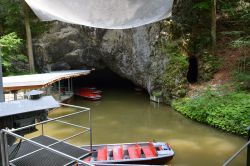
33,0 -> 193,103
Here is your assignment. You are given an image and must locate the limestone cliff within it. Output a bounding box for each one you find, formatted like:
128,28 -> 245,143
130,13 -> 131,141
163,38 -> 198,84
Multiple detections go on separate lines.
33,0 -> 192,103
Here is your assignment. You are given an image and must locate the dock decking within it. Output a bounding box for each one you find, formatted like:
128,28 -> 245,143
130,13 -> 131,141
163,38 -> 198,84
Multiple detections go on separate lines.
9,135 -> 89,166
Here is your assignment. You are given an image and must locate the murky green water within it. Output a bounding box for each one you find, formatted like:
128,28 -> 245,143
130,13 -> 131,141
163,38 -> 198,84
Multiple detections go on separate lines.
29,88 -> 247,166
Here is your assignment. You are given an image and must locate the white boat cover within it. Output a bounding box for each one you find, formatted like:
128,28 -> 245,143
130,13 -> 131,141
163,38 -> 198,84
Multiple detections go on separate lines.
3,70 -> 91,90
25,90 -> 44,97
0,96 -> 59,117
25,0 -> 174,29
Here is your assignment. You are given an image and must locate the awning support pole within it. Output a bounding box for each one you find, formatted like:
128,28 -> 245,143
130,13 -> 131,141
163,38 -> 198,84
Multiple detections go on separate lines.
0,47 -> 5,102
58,81 -> 61,100
68,78 -> 70,92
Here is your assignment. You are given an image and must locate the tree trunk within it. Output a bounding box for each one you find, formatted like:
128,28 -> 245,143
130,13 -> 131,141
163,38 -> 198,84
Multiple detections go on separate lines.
21,0 -> 35,73
211,0 -> 216,55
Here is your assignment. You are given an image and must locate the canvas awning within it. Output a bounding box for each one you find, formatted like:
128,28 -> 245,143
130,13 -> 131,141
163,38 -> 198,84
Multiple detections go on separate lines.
0,96 -> 59,117
3,70 -> 91,91
25,0 -> 174,29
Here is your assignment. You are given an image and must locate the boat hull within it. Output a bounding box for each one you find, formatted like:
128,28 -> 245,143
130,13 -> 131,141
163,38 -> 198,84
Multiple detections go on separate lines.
81,142 -> 174,165
75,87 -> 102,100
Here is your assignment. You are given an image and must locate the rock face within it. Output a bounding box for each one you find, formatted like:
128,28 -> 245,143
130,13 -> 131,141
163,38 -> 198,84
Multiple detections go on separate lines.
33,1 -> 192,103
33,23 -> 167,93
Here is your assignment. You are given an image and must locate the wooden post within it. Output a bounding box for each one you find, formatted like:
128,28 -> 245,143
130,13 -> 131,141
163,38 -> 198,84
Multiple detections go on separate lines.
211,0 -> 216,55
21,0 -> 35,73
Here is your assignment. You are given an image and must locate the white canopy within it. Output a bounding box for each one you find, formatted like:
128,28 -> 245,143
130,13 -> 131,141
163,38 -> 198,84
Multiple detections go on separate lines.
0,96 -> 59,117
3,70 -> 90,91
25,0 -> 174,29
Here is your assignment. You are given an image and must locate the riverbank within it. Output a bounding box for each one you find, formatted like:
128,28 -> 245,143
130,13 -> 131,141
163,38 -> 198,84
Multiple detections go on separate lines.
172,88 -> 250,136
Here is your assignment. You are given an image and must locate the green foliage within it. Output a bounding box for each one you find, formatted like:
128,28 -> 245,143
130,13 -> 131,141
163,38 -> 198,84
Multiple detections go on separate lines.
160,42 -> 188,99
173,89 -> 250,136
0,0 -> 50,36
234,57 -> 250,90
192,1 -> 211,10
230,36 -> 250,48
0,0 -> 23,35
198,51 -> 221,81
0,32 -> 28,75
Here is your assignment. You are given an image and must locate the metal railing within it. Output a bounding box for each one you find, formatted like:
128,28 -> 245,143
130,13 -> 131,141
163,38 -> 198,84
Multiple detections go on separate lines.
0,103 -> 93,166
223,126 -> 250,166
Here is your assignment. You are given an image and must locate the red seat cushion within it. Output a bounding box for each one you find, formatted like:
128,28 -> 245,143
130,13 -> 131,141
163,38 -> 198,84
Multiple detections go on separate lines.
149,142 -> 157,156
83,156 -> 91,162
128,144 -> 141,159
113,146 -> 124,160
142,146 -> 157,158
97,147 -> 107,161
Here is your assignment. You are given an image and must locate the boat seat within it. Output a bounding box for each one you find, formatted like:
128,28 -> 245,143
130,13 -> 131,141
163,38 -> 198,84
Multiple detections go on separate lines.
113,146 -> 124,160
142,143 -> 157,158
128,144 -> 141,159
83,156 -> 91,162
97,147 -> 108,161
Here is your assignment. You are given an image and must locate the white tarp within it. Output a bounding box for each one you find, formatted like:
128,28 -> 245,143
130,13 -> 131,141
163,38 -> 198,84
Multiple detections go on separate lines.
25,0 -> 174,29
0,96 -> 59,117
3,70 -> 91,90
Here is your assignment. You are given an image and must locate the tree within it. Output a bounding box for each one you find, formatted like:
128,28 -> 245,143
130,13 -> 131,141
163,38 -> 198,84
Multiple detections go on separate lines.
0,32 -> 28,75
21,0 -> 35,73
211,0 -> 216,55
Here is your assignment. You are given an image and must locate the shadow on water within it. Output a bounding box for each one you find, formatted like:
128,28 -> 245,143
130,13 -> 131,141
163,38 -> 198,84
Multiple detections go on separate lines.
29,69 -> 247,166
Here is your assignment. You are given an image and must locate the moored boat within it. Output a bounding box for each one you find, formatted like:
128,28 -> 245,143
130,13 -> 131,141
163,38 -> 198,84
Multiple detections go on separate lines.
78,142 -> 174,165
75,87 -> 102,100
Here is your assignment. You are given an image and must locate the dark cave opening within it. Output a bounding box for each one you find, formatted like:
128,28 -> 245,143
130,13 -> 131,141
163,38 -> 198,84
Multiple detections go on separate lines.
73,68 -> 137,91
187,56 -> 198,83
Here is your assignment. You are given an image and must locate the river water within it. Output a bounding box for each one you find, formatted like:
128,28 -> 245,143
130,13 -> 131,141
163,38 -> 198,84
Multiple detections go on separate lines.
31,87 -> 247,166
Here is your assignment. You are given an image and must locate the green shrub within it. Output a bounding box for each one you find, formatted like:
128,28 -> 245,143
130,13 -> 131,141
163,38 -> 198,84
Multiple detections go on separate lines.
173,89 -> 250,136
0,32 -> 28,75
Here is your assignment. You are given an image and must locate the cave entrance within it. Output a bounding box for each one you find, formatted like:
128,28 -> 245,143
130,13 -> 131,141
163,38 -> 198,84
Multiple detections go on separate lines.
187,56 -> 198,83
73,68 -> 136,90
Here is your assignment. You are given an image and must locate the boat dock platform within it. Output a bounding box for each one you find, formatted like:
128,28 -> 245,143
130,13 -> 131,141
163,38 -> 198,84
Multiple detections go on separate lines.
9,135 -> 89,166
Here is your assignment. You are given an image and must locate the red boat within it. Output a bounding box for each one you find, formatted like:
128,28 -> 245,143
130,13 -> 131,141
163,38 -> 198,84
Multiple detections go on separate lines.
76,142 -> 174,165
75,87 -> 102,100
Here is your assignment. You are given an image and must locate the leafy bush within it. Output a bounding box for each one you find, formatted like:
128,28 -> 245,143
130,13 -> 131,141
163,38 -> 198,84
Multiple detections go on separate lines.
173,89 -> 250,136
198,51 -> 221,81
0,32 -> 28,75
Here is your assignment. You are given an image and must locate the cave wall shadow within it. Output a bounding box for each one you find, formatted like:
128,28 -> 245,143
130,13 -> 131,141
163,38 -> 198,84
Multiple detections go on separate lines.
73,68 -> 136,90
187,56 -> 198,83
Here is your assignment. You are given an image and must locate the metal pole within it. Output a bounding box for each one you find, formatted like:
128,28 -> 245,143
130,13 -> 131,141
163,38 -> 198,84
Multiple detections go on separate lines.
0,131 -> 7,166
68,78 -> 70,92
3,133 -> 9,166
247,126 -> 250,166
89,109 -> 92,152
41,123 -> 44,135
71,78 -> 73,92
13,91 -> 17,100
58,81 -> 61,100
0,47 -> 5,102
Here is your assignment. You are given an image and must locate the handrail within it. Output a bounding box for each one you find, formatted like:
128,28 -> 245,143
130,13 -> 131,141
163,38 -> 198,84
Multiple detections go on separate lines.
1,129 -> 92,166
10,109 -> 89,132
223,140 -> 250,166
0,102 -> 93,166
9,130 -> 90,163
223,126 -> 250,166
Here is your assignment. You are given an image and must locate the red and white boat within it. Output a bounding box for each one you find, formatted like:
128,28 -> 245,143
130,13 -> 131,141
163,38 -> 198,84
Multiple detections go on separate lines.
75,87 -> 102,100
77,142 -> 174,165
